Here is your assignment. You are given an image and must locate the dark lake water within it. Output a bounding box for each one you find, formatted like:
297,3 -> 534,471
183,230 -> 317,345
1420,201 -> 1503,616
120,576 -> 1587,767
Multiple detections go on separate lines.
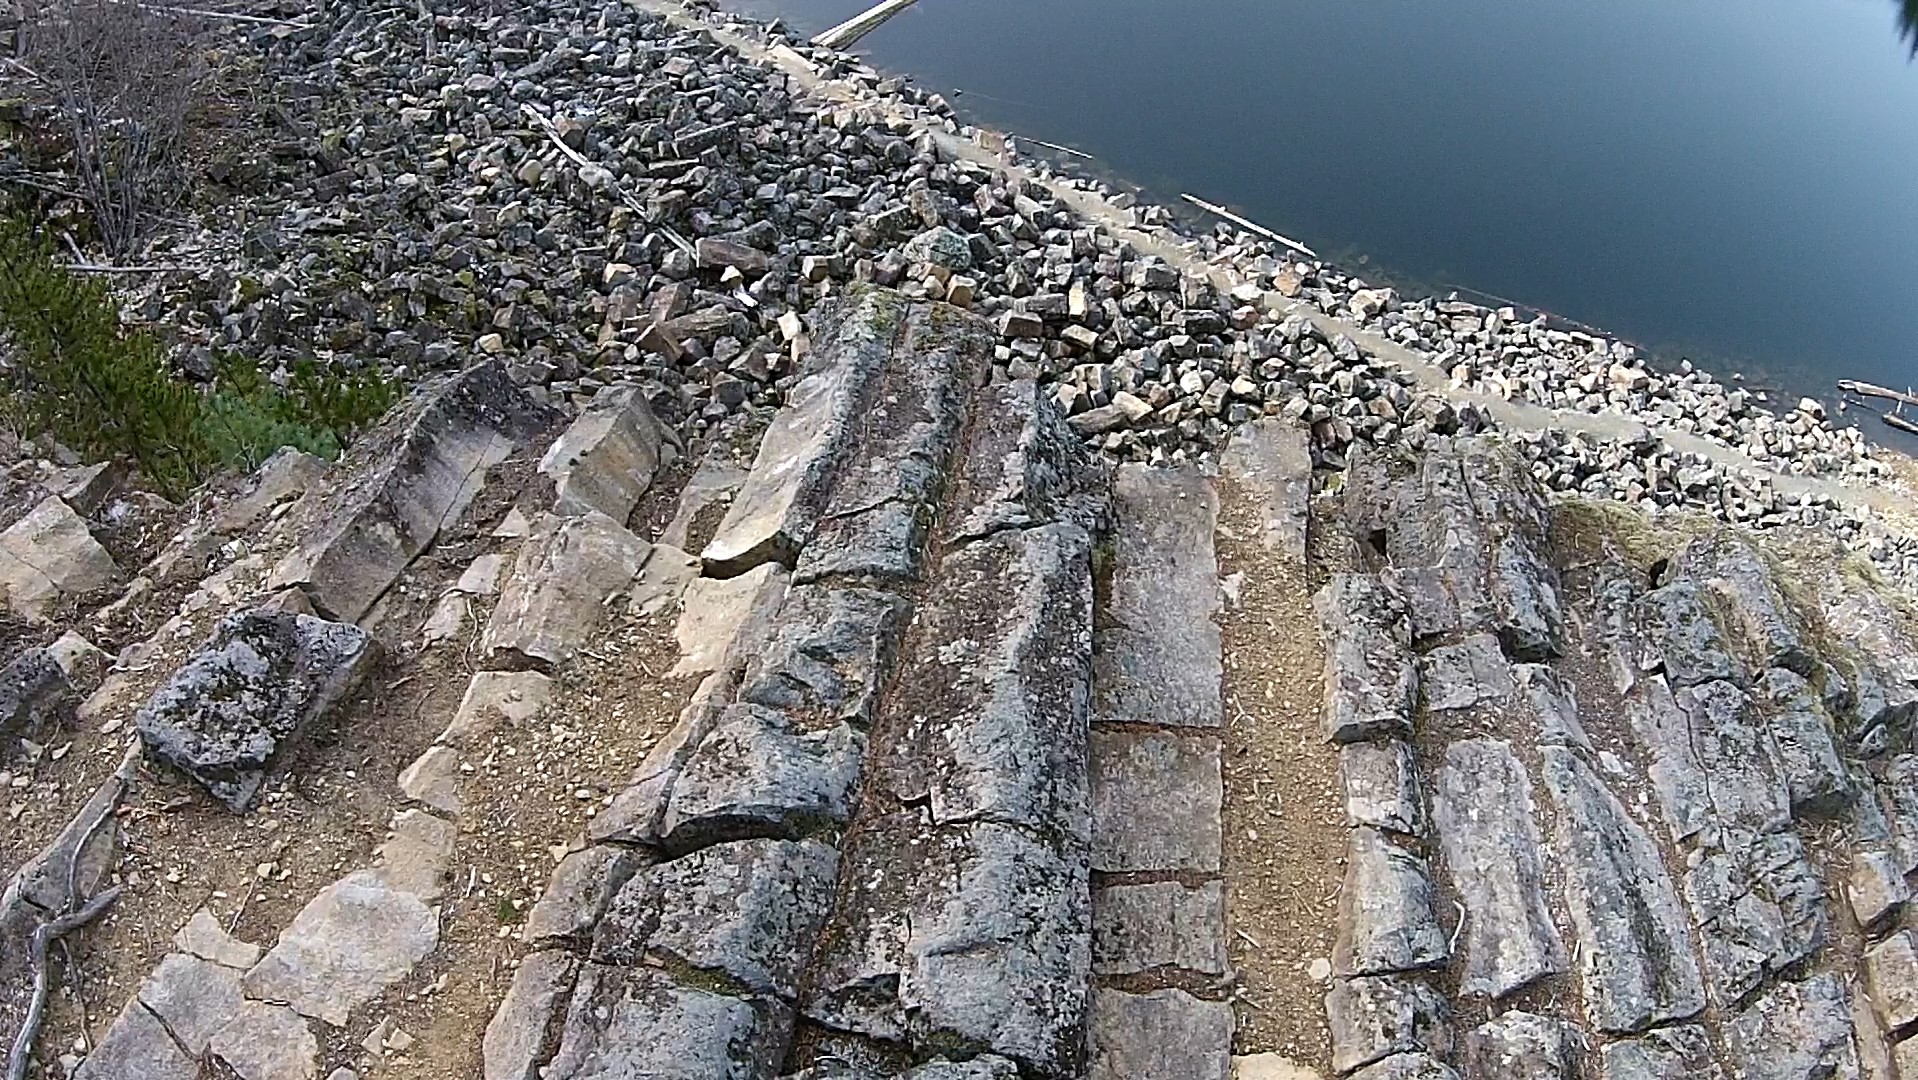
728,0 -> 1918,408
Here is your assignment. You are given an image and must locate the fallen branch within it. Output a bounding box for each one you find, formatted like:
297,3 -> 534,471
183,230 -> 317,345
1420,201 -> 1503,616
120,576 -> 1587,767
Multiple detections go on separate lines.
99,0 -> 313,28
1180,192 -> 1318,259
517,103 -> 693,255
5,887 -> 125,1080
65,262 -> 206,273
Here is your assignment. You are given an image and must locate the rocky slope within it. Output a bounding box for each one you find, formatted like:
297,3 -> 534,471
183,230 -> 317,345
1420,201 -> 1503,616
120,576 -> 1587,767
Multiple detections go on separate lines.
3,283 -> 1918,1080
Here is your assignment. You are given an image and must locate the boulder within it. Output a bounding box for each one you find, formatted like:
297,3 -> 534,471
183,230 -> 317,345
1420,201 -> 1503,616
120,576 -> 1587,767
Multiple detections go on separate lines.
0,495 -> 120,620
539,384 -> 678,522
136,609 -> 374,811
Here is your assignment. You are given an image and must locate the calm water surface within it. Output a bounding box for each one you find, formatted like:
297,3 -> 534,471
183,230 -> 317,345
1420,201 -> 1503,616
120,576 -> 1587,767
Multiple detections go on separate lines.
729,0 -> 1918,408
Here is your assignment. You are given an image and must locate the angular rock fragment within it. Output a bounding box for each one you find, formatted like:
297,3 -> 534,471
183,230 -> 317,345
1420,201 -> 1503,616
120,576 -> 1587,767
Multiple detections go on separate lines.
1683,831 -> 1826,1006
1463,1012 -> 1581,1080
662,704 -> 864,849
546,963 -> 794,1080
1334,827 -> 1449,977
270,359 -> 557,622
1598,1026 -> 1722,1080
1541,746 -> 1704,1033
1325,975 -> 1451,1075
0,495 -> 121,621
1340,740 -> 1424,837
1867,930 -> 1918,1035
1088,987 -> 1232,1080
482,510 -> 648,669
208,1001 -> 319,1080
1621,675 -> 1714,843
1345,439 -> 1563,659
1092,880 -> 1228,977
941,378 -> 1108,545
1092,465 -> 1221,729
1847,849 -> 1909,931
136,608 -> 373,811
71,996 -> 199,1080
1673,532 -> 1813,676
594,838 -> 838,1001
1673,679 -> 1792,832
1315,574 -> 1416,744
881,522 -> 1094,835
1348,1054 -> 1463,1080
539,384 -> 677,521
1725,973 -> 1862,1080
524,846 -> 643,946
1432,739 -> 1565,999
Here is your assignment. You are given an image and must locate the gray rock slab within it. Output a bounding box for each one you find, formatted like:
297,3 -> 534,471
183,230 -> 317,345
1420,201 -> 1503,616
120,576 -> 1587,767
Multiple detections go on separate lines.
270,359 -> 557,622
546,963 -> 793,1080
803,815 -> 1089,1077
942,378 -> 1109,545
1315,574 -> 1416,743
1725,973 -> 1862,1080
1092,880 -> 1227,976
1334,827 -> 1449,977
1753,667 -> 1851,817
1090,727 -> 1222,874
1867,930 -> 1918,1033
594,837 -> 838,1001
702,291 -> 984,580
482,510 -> 648,669
671,563 -> 791,679
1463,1011 -> 1582,1080
524,845 -> 643,946
1341,740 -> 1425,837
0,495 -> 121,621
484,950 -> 579,1080
136,608 -> 373,811
1673,679 -> 1793,833
241,869 -> 439,1027
738,585 -> 910,730
1219,418 -> 1311,561
1432,739 -> 1566,998
1325,975 -> 1452,1075
540,384 -> 677,522
1598,1026 -> 1723,1080
878,523 -> 1093,837
1884,755 -> 1918,875
1517,664 -> 1594,751
662,705 -> 865,850
792,302 -> 982,585
1088,987 -> 1232,1080
72,997 -> 199,1080
1673,532 -> 1814,677
440,670 -> 554,749
1621,675 -> 1715,844
369,807 -> 456,901
1420,633 -> 1512,712
139,952 -> 245,1053
208,1000 -> 320,1080
1634,580 -> 1745,689
1541,746 -> 1704,1033
1349,1054 -> 1463,1080
1092,465 -> 1221,729
1683,831 -> 1826,1006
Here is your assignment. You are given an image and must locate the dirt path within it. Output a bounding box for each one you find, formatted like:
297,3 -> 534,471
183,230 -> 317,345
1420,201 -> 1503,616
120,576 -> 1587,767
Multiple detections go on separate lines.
1215,434 -> 1344,1071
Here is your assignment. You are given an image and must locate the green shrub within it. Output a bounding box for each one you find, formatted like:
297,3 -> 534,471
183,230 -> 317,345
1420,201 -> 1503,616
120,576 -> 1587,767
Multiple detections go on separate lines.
0,216 -> 399,497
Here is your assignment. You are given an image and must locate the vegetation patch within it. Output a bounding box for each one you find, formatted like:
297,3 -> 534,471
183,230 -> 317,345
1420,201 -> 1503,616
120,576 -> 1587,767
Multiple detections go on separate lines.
0,217 -> 397,497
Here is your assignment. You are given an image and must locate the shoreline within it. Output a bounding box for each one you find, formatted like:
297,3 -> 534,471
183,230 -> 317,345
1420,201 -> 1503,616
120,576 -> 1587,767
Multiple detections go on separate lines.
6,0 -> 1917,584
